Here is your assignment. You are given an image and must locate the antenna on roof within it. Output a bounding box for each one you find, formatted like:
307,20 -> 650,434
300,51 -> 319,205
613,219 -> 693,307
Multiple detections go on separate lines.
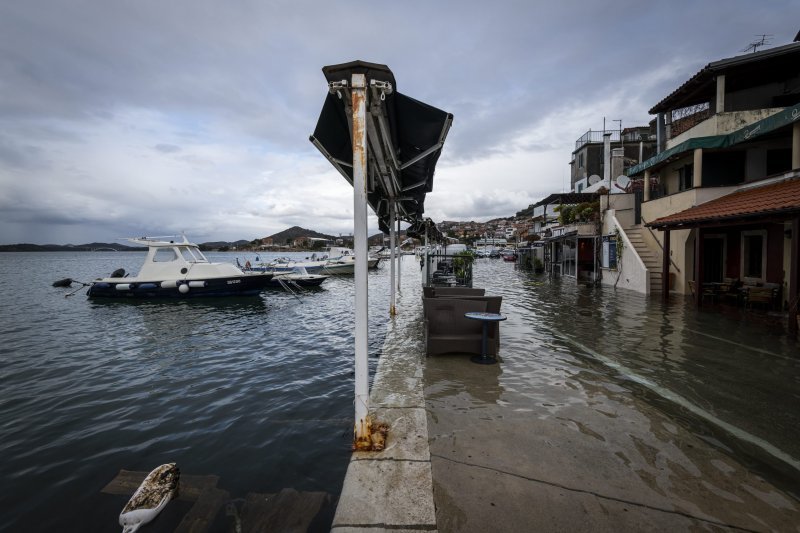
741,34 -> 773,53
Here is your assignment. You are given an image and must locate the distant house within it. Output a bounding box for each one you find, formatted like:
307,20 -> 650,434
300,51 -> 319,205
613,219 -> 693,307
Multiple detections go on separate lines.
293,236 -> 310,248
571,126 -> 656,193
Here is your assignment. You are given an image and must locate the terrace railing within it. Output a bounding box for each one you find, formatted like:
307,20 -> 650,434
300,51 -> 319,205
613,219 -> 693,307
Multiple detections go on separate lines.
425,252 -> 474,288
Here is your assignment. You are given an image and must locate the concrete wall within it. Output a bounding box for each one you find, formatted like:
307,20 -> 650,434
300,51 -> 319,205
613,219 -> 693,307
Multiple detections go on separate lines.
606,193 -> 635,228
600,210 -> 649,293
668,109 -> 785,148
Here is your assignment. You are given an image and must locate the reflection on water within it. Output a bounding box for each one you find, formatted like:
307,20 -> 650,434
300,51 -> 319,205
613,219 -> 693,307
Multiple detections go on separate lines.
480,263 -> 800,473
426,259 -> 800,529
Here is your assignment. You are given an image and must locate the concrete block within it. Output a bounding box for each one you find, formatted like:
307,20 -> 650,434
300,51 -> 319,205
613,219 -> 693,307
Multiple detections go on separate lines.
332,459 -> 436,529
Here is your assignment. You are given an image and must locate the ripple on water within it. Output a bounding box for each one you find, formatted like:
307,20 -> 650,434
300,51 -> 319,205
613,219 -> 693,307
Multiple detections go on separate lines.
464,259 -> 800,500
0,251 -> 410,532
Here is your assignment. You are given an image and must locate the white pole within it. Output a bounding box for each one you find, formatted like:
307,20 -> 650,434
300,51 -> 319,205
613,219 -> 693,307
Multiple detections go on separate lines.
424,223 -> 429,286
397,216 -> 402,294
389,201 -> 396,316
351,73 -> 371,449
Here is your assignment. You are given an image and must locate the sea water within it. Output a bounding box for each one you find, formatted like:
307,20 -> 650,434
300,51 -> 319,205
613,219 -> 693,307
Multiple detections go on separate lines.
0,251 -> 404,532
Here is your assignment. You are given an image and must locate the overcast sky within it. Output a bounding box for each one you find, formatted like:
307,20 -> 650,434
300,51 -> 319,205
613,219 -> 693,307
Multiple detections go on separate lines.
0,1 -> 796,244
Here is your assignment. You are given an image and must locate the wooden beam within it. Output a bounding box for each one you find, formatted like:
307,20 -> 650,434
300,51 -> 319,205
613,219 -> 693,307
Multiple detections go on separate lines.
662,229 -> 670,302
790,217 -> 799,335
694,228 -> 703,307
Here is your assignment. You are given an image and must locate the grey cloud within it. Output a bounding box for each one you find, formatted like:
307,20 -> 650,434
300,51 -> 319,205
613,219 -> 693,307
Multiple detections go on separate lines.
0,0 -> 797,244
154,144 -> 181,153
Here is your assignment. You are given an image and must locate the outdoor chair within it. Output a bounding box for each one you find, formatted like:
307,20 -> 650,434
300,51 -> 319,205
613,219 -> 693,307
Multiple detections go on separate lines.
423,297 -> 498,356
688,281 -> 716,303
430,287 -> 485,297
745,287 -> 775,309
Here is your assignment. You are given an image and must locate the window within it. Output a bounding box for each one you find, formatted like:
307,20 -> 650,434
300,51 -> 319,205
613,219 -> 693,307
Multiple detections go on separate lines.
153,248 -> 178,262
741,230 -> 766,281
678,164 -> 693,191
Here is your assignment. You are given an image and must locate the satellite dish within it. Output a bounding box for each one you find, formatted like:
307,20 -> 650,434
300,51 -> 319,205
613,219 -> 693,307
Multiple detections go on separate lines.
615,175 -> 631,190
588,175 -> 601,185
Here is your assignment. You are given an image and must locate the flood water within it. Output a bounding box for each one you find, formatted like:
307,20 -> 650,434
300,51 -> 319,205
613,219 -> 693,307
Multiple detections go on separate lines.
0,251 -> 398,532
471,258 -> 800,498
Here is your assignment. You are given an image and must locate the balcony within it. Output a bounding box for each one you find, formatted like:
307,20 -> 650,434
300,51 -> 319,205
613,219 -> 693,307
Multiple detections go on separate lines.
574,129 -> 620,150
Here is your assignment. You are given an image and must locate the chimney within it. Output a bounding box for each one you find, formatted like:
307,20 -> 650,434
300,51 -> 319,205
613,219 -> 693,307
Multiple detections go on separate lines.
611,148 -> 625,181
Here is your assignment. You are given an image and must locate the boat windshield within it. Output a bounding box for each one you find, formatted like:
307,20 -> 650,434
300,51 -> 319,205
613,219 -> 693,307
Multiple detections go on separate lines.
179,246 -> 208,263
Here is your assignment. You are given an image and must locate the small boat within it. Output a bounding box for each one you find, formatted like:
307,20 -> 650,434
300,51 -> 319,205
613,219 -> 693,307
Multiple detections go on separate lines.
87,236 -> 273,298
322,247 -> 380,271
251,247 -> 380,276
269,266 -> 328,288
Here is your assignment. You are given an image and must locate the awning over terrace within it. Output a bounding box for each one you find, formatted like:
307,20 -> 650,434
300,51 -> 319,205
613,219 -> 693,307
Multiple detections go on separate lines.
628,102 -> 800,176
647,177 -> 800,229
532,192 -> 599,207
309,60 -> 453,232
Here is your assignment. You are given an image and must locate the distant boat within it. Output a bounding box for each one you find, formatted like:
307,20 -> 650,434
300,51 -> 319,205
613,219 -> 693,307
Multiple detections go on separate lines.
269,266 -> 328,288
86,236 -> 273,298
249,247 -> 379,276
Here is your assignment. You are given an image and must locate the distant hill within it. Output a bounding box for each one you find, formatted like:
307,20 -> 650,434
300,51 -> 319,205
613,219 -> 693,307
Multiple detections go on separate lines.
199,240 -> 250,250
0,242 -> 146,252
267,226 -> 335,245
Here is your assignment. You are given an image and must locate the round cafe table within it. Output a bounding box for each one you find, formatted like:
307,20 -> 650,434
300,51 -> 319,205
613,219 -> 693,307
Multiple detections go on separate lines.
464,312 -> 507,365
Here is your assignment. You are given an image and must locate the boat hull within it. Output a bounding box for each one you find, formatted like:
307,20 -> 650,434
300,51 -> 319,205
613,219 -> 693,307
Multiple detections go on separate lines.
87,274 -> 273,298
268,276 -> 327,288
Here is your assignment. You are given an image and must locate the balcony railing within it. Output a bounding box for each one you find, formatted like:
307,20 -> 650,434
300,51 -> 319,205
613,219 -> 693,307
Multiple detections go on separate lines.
575,129 -> 621,150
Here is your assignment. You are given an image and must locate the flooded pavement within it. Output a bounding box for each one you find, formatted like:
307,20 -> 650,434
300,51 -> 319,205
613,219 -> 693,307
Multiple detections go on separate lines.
425,260 -> 800,532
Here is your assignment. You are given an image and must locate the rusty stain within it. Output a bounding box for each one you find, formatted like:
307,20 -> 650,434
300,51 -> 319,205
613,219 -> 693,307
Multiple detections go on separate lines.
352,89 -> 368,193
352,415 -> 389,452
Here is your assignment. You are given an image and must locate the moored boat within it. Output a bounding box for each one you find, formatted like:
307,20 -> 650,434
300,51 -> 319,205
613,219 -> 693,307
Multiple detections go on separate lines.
87,236 -> 273,298
250,247 -> 380,275
269,266 -> 328,288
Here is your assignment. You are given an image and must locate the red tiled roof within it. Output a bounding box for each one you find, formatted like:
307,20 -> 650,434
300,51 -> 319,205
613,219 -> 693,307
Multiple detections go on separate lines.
648,178 -> 800,228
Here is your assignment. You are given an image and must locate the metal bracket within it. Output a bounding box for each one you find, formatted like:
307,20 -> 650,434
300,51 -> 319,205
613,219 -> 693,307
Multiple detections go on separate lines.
370,80 -> 393,101
328,80 -> 348,98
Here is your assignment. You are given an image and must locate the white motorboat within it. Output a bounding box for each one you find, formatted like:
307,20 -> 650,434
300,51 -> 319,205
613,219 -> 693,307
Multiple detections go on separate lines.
248,247 -> 379,276
87,236 -> 273,298
269,266 -> 328,288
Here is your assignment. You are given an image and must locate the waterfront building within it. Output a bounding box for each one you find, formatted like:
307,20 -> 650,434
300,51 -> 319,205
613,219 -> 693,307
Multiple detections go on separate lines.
611,39 -> 800,331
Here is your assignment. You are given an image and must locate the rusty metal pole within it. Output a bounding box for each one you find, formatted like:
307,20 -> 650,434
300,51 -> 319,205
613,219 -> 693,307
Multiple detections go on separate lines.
351,73 -> 371,449
389,201 -> 396,316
